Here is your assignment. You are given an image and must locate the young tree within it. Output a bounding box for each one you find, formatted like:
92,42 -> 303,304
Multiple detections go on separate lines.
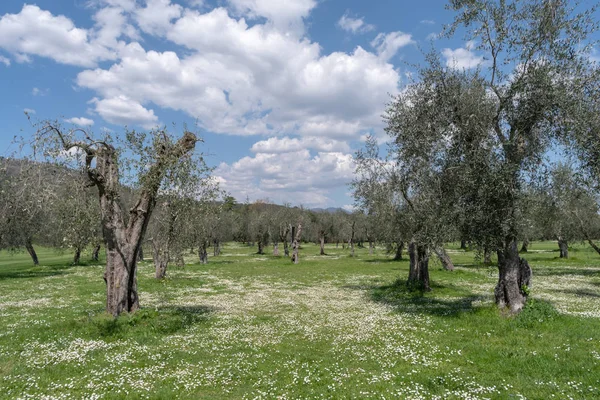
33,123 -> 199,316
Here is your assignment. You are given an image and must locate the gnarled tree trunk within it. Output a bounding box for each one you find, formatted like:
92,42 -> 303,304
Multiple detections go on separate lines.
73,247 -> 81,265
394,241 -> 404,261
25,240 -> 39,266
198,241 -> 208,264
152,239 -> 168,279
291,224 -> 302,264
434,247 -> 454,271
319,234 -> 326,255
495,239 -> 532,313
407,242 -> 430,291
520,239 -> 529,253
558,238 -> 568,258
92,244 -> 101,262
257,238 -> 264,255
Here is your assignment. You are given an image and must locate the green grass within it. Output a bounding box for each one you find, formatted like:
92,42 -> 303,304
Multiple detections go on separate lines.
0,242 -> 599,399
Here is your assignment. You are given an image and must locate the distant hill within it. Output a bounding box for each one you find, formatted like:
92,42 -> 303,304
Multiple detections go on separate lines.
310,207 -> 348,214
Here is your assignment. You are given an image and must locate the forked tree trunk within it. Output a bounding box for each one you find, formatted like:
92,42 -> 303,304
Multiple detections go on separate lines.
273,242 -> 279,256
407,242 -> 430,291
319,235 -> 326,255
495,239 -> 532,313
25,240 -> 39,266
394,241 -> 404,261
72,130 -> 198,317
558,239 -> 568,258
73,247 -> 81,265
520,239 -> 529,253
92,244 -> 101,262
291,224 -> 302,264
434,247 -> 454,271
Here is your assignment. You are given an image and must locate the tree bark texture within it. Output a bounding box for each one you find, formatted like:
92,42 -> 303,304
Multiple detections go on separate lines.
434,247 -> 454,271
198,241 -> 208,264
283,240 -> 289,257
369,241 -> 374,255
25,240 -> 39,266
213,240 -> 220,256
319,234 -> 326,255
494,239 -> 532,313
257,238 -> 264,255
273,242 -> 279,256
350,222 -> 356,257
407,242 -> 430,291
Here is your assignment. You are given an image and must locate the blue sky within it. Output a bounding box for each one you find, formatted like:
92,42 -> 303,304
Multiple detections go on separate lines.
0,0 -> 515,208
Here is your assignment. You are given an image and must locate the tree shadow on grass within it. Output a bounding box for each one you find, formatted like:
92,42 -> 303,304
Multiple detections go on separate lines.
81,305 -> 215,339
0,265 -> 77,281
532,266 -> 600,277
345,281 -> 484,318
551,288 -> 600,299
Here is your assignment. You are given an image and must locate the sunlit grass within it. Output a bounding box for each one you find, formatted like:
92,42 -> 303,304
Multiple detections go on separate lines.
0,241 -> 599,399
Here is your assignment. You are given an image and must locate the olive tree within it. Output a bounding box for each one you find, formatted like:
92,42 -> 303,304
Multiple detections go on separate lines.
440,0 -> 600,312
33,122 -> 199,316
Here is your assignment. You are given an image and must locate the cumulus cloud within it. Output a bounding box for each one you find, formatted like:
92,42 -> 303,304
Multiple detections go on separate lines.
371,31 -> 414,61
215,149 -> 355,207
0,55 -> 9,66
337,12 -> 375,34
65,117 -> 95,126
0,5 -> 116,67
251,136 -> 350,154
226,0 -> 316,34
442,41 -> 486,69
135,0 -> 182,35
76,7 -> 400,136
89,96 -> 159,128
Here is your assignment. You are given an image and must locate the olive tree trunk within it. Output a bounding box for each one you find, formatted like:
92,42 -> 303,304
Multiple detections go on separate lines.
319,234 -> 326,255
520,239 -> 529,253
407,242 -> 430,291
291,224 -> 302,264
558,238 -> 568,259
198,241 -> 208,264
494,239 -> 532,313
73,247 -> 81,265
25,240 -> 39,266
92,244 -> 101,262
152,239 -> 169,279
434,247 -> 454,271
394,241 -> 404,261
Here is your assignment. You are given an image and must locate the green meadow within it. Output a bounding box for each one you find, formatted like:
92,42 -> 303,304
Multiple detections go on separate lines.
0,242 -> 599,399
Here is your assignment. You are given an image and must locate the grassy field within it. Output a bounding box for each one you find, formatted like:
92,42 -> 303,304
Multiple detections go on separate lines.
0,241 -> 599,399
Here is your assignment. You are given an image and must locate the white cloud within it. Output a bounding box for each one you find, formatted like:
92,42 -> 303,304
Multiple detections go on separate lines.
215,149 -> 355,207
337,13 -> 375,34
371,31 -> 414,61
65,117 -> 95,126
226,0 -> 316,34
442,41 -> 486,69
251,136 -> 350,153
89,96 -> 159,128
0,5 -> 116,67
135,0 -> 182,35
77,8 -> 400,137
420,20 -> 435,25
23,108 -> 36,114
0,55 -> 9,66
32,87 -> 49,96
